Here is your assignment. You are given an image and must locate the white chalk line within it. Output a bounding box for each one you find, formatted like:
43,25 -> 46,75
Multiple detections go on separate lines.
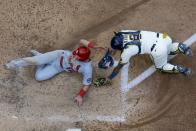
46,115 -> 125,123
66,129 -> 81,131
122,33 -> 196,93
10,115 -> 126,123
119,63 -> 130,120
121,63 -> 130,92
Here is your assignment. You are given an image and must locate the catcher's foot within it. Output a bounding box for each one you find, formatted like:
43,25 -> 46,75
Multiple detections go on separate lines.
185,47 -> 193,57
176,65 -> 192,76
178,43 -> 193,57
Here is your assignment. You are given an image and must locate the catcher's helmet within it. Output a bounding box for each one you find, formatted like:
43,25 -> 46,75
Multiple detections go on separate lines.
73,46 -> 90,61
111,32 -> 124,50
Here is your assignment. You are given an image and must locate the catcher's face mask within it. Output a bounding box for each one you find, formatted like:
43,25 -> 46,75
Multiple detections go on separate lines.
98,49 -> 114,69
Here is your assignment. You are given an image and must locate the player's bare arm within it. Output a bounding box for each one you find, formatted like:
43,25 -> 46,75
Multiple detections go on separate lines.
74,85 -> 90,106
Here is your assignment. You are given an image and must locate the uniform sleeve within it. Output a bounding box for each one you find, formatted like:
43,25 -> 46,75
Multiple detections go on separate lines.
120,46 -> 139,64
81,64 -> 93,86
64,50 -> 72,56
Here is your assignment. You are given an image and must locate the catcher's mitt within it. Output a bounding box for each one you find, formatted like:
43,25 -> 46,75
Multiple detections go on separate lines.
92,77 -> 112,87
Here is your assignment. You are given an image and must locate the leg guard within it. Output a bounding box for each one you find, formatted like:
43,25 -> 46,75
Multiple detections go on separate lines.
158,63 -> 191,76
178,43 -> 193,57
170,42 -> 193,57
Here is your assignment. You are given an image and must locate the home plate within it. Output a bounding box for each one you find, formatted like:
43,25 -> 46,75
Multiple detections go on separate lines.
66,129 -> 81,131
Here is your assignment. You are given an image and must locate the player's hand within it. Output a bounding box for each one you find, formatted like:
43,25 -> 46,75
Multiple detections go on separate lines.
74,95 -> 83,106
93,77 -> 112,87
106,77 -> 112,83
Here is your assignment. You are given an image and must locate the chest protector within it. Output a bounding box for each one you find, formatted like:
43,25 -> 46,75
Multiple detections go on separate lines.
120,31 -> 142,54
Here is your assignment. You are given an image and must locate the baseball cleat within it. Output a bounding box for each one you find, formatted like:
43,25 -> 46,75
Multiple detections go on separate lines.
176,65 -> 192,76
185,47 -> 193,57
30,50 -> 41,56
4,60 -> 19,70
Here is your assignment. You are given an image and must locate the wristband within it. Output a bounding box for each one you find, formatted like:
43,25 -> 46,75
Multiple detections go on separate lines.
108,71 -> 118,80
87,42 -> 95,48
78,88 -> 86,97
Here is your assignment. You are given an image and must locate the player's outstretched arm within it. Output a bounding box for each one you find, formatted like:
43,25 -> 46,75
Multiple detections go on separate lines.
107,62 -> 124,80
80,39 -> 94,48
74,85 -> 90,106
80,39 -> 106,50
92,62 -> 125,87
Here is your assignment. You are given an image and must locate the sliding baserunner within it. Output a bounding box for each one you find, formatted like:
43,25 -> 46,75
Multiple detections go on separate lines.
5,39 -> 101,106
95,30 -> 193,86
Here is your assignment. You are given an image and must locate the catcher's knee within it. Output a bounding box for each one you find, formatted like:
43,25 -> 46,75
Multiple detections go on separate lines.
170,42 -> 193,57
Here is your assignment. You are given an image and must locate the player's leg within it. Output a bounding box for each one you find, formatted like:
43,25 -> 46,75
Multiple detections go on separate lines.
5,50 -> 64,70
153,57 -> 191,75
29,50 -> 47,71
151,41 -> 191,75
160,63 -> 191,75
30,50 -> 63,80
169,42 -> 193,57
35,61 -> 63,81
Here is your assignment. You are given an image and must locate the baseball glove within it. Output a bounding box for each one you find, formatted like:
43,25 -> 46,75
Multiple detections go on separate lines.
92,77 -> 112,87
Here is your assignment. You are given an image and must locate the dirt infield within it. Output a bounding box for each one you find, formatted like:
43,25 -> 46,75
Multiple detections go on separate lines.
0,0 -> 196,131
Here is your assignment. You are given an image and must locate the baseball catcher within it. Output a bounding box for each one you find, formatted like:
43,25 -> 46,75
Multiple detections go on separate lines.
5,39 -> 101,106
95,30 -> 193,86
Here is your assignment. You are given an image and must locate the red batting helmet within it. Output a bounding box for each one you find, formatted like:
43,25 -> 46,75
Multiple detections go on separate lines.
72,46 -> 90,61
